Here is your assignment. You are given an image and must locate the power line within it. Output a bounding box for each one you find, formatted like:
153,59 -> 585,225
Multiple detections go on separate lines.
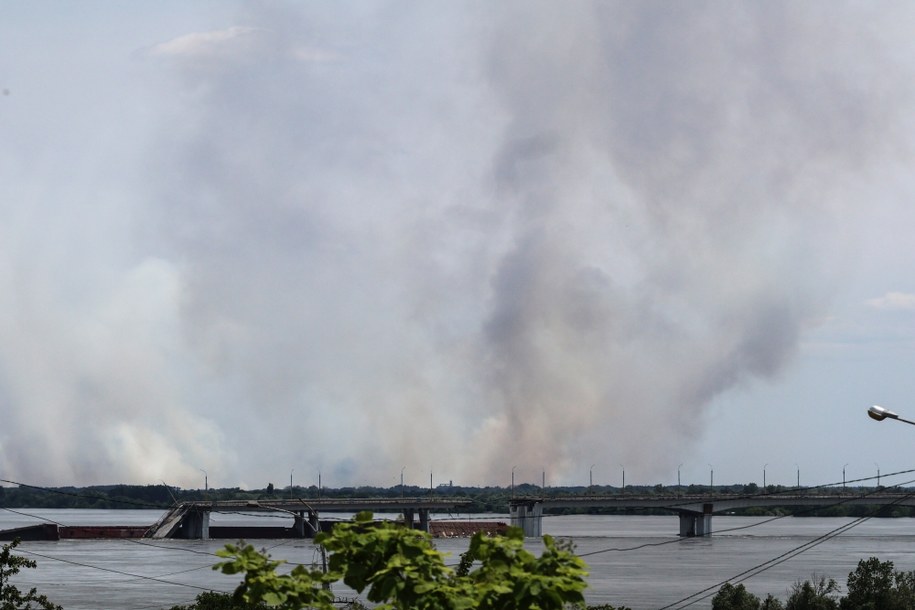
0,506 -> 67,526
14,547 -> 230,594
657,486 -> 915,609
0,478 -> 172,510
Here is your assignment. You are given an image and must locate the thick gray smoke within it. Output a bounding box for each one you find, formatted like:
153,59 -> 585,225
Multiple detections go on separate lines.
0,2 -> 912,487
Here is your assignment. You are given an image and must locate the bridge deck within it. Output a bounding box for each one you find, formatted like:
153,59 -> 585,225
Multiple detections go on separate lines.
512,493 -> 915,513
185,496 -> 474,513
146,497 -> 475,539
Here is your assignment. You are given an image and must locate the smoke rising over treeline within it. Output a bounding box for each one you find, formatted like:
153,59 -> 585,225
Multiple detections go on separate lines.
1,2 -> 912,487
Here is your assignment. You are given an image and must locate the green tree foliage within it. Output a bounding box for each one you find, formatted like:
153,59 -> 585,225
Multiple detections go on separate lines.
215,511 -> 588,610
0,539 -> 61,610
840,557 -> 915,610
215,542 -> 337,609
712,583 -> 764,610
167,591 -> 269,610
785,576 -> 838,610
168,591 -> 370,610
763,595 -> 786,609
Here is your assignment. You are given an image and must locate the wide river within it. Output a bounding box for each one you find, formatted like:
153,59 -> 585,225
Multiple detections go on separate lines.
2,508 -> 915,609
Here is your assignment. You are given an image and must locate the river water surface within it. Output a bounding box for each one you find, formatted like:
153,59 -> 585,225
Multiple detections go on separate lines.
3,508 -> 915,609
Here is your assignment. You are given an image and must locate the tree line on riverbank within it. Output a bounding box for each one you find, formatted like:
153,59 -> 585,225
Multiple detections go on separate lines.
1,481 -> 913,518
710,557 -> 915,609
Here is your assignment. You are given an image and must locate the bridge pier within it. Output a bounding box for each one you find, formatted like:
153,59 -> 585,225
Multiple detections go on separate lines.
402,508 -> 431,532
510,501 -> 543,537
293,511 -> 306,537
403,508 -> 429,533
678,503 -> 713,537
179,508 -> 210,540
289,510 -> 321,538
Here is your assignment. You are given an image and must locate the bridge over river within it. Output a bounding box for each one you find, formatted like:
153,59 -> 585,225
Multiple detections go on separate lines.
146,497 -> 474,539
509,492 -> 915,537
143,491 -> 915,540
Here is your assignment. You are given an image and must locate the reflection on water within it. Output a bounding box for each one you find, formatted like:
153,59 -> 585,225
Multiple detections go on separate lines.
3,509 -> 915,609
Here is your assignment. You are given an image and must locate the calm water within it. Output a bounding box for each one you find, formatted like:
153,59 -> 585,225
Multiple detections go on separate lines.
3,508 -> 915,609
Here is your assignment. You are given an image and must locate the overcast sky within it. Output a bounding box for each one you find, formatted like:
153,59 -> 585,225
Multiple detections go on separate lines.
2,1 -> 915,491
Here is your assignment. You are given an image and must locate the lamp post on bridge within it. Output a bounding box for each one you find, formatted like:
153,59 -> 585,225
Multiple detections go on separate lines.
620,464 -> 625,493
511,465 -> 517,499
708,464 -> 713,489
795,463 -> 800,489
869,406 -> 914,489
199,468 -> 208,493
763,464 -> 767,490
401,466 -> 405,498
868,405 -> 915,426
843,463 -> 848,488
677,463 -> 682,496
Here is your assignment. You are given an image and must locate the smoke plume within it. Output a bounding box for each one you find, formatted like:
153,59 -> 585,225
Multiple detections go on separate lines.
0,2 -> 912,487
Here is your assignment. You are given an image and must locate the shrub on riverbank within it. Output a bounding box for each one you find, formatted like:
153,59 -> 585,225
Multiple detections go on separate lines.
711,558 -> 915,610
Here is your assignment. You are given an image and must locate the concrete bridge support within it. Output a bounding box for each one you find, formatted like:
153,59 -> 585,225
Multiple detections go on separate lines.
678,503 -> 713,537
179,508 -> 210,540
402,508 -> 431,532
292,511 -> 307,537
288,510 -> 321,538
510,501 -> 543,537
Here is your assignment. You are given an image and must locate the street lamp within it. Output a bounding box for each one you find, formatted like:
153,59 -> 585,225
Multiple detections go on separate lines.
709,464 -> 714,488
199,468 -> 208,492
677,463 -> 683,489
401,466 -> 405,498
868,405 -> 915,426
589,464 -> 595,490
795,463 -> 800,488
763,463 -> 768,489
620,464 -> 625,492
511,465 -> 517,499
843,463 -> 848,488
875,462 -> 881,487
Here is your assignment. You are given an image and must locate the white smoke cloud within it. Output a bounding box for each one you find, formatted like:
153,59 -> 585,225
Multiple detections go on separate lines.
1,2 -> 913,488
867,292 -> 915,311
148,26 -> 262,59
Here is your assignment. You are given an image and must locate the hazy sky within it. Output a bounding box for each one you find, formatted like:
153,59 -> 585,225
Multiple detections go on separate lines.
2,1 -> 915,491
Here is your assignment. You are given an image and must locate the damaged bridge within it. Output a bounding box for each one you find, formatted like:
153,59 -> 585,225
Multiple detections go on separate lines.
145,497 -> 474,540
509,492 -> 915,538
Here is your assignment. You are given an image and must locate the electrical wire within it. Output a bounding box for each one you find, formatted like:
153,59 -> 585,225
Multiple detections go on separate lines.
14,547 -> 231,594
0,506 -> 67,526
555,476 -> 915,559
0,478 -> 172,510
6,473 -> 915,608
656,487 -> 915,610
